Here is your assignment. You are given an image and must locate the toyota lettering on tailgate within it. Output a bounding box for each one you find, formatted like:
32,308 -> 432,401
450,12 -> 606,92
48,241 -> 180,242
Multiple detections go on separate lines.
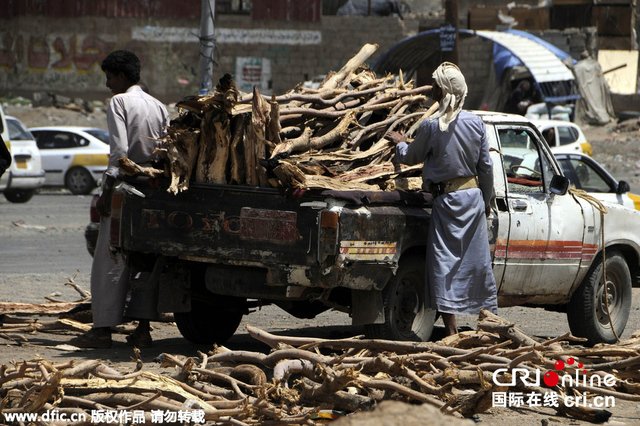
240,208 -> 298,242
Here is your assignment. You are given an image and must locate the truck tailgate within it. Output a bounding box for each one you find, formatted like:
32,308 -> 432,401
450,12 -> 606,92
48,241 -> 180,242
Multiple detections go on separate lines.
117,180 -> 322,266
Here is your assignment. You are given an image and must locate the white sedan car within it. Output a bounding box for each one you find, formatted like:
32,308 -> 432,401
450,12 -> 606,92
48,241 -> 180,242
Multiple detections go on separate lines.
531,119 -> 593,156
30,126 -> 110,194
554,152 -> 640,211
2,116 -> 45,203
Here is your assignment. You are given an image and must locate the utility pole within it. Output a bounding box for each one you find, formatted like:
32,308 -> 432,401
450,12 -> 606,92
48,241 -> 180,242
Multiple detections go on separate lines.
199,0 -> 216,95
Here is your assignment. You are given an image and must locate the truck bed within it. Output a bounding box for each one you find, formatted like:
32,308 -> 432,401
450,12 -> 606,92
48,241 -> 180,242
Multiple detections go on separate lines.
113,177 -> 433,291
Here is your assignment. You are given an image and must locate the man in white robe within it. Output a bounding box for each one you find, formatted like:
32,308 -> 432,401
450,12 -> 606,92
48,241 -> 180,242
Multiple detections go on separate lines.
391,62 -> 497,335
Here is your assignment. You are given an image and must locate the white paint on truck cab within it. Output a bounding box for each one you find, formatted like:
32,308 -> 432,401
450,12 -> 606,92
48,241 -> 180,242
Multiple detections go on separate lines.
484,118 -> 601,305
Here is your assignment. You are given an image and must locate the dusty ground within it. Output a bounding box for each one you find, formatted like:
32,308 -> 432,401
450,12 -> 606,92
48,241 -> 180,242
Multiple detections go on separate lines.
2,99 -> 640,425
578,121 -> 640,188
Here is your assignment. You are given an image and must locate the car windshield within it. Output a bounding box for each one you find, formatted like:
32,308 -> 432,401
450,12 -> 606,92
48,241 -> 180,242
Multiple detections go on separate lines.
7,118 -> 35,140
84,129 -> 110,144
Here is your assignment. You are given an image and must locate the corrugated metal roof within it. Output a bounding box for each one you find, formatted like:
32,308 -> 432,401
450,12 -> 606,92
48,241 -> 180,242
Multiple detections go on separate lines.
373,31 -> 441,78
373,29 -> 580,104
475,30 -> 574,84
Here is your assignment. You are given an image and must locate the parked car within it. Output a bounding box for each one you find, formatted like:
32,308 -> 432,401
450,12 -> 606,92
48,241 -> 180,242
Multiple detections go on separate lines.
554,152 -> 640,211
531,119 -> 593,156
0,114 -> 45,203
30,126 -> 110,194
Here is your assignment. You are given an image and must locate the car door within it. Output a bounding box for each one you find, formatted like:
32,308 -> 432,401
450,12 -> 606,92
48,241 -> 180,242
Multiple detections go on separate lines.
32,130 -> 77,186
557,154 -> 636,210
493,125 -> 590,303
555,123 -> 582,152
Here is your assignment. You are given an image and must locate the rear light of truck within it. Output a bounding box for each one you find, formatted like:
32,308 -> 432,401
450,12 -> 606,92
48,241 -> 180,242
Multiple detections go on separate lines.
14,154 -> 31,169
318,211 -> 339,261
110,192 -> 123,248
320,211 -> 338,229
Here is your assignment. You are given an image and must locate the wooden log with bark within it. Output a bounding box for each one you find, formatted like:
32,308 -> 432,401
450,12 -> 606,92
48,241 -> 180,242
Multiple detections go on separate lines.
125,44 -> 436,193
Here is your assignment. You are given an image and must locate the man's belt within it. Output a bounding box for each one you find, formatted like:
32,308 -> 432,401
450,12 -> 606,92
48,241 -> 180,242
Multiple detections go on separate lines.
431,176 -> 479,198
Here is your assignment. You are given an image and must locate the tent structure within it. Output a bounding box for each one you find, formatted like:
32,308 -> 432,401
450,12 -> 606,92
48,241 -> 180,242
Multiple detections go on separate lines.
373,29 -> 581,115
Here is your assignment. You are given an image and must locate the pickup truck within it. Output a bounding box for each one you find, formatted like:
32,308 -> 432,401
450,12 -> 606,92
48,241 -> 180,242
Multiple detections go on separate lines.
108,111 -> 640,345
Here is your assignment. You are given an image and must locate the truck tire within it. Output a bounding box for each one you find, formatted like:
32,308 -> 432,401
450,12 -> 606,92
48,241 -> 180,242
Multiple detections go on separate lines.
567,250 -> 632,345
365,254 -> 436,341
174,299 -> 244,344
65,167 -> 95,195
4,188 -> 36,203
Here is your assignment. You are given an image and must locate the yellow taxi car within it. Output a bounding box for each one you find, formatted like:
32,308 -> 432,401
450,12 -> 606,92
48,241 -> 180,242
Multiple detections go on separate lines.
532,119 -> 593,156
30,126 -> 110,194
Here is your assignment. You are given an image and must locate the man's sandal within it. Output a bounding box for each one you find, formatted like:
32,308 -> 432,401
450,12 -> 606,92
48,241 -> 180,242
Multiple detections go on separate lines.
69,330 -> 112,349
126,330 -> 152,348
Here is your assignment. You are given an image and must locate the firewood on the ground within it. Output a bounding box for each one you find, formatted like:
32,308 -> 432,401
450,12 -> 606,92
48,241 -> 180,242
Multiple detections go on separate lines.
1,309 -> 639,424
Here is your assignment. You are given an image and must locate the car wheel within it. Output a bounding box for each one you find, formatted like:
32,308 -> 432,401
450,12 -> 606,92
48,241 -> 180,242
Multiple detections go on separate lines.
365,254 -> 436,341
567,250 -> 632,345
4,189 -> 36,203
174,298 -> 244,344
65,167 -> 95,195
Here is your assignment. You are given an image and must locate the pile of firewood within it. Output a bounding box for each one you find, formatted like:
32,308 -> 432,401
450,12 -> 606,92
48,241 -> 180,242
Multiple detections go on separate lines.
2,310 -> 639,425
145,44 -> 435,195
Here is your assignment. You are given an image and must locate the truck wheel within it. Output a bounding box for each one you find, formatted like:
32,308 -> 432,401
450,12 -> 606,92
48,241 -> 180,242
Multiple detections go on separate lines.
365,254 -> 436,341
4,189 -> 36,203
174,299 -> 244,344
567,250 -> 632,345
65,167 -> 95,195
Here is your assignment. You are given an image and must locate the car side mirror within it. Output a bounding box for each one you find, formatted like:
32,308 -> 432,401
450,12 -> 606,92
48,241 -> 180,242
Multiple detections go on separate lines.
617,180 -> 630,194
550,175 -> 569,195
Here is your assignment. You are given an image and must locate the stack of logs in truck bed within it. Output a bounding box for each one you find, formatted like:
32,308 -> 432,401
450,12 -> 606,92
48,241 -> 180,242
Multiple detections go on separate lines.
120,43 -> 437,195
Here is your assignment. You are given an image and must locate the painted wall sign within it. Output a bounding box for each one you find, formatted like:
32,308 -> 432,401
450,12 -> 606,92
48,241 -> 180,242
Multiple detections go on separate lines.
132,26 -> 198,43
439,24 -> 456,52
217,28 -> 322,45
132,26 -> 322,45
234,57 -> 272,95
0,33 -> 114,72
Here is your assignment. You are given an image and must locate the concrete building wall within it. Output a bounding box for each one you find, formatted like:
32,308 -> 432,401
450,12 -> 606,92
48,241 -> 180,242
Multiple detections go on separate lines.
211,15 -> 422,95
0,13 -> 593,109
0,15 -> 203,103
458,35 -> 495,109
0,14 -> 423,104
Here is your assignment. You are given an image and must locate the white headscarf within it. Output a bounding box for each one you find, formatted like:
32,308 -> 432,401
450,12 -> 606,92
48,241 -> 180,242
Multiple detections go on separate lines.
432,62 -> 468,131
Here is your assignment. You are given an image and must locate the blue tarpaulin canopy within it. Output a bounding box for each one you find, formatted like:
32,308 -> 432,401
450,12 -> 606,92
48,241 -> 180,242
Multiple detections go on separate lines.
373,29 -> 580,105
